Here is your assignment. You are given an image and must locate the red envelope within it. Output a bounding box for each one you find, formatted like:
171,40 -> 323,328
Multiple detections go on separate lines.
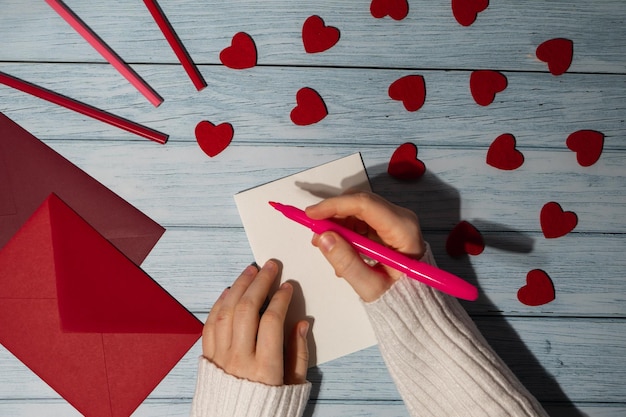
0,194 -> 202,417
0,112 -> 164,265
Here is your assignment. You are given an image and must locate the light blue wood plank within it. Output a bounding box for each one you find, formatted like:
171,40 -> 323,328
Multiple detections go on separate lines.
13,142 -> 621,234
1,320 -> 624,403
1,0 -> 624,73
1,63 -> 624,147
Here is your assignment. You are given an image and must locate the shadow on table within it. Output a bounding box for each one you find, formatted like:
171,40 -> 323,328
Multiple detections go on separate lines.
304,166 -> 586,417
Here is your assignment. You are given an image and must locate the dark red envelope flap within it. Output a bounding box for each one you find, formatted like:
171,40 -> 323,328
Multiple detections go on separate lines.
0,112 -> 164,265
45,194 -> 202,334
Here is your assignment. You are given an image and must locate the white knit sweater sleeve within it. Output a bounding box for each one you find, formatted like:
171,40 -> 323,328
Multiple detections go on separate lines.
362,244 -> 549,417
190,357 -> 311,417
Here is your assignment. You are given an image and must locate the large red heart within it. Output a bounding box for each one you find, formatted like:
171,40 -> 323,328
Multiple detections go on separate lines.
566,129 -> 604,167
540,202 -> 578,238
536,38 -> 573,76
388,75 -> 426,112
517,269 -> 555,306
195,120 -> 234,157
387,142 -> 426,180
302,15 -> 340,53
452,0 -> 489,27
290,87 -> 328,126
486,133 -> 524,170
370,0 -> 409,21
470,70 -> 507,106
446,221 -> 485,257
219,32 -> 257,70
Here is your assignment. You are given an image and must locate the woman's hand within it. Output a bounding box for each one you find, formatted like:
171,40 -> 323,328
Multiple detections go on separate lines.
307,192 -> 425,302
202,260 -> 310,386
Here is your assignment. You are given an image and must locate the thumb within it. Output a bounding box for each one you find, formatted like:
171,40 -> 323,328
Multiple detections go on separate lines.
315,231 -> 394,302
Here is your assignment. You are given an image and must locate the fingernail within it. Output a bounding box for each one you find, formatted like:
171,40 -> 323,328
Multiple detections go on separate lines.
300,322 -> 310,338
319,233 -> 336,253
264,259 -> 277,272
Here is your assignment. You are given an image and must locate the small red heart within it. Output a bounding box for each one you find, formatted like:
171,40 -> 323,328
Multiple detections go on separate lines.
446,221 -> 485,257
370,0 -> 409,21
387,143 -> 426,180
470,70 -> 507,106
302,15 -> 340,53
540,202 -> 578,239
219,32 -> 257,70
517,269 -> 555,306
290,87 -> 328,126
566,130 -> 604,167
536,38 -> 573,76
452,0 -> 489,27
486,134 -> 524,171
388,75 -> 426,112
195,120 -> 234,157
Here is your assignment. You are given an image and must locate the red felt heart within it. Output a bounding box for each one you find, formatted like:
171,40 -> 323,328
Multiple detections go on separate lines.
387,143 -> 426,180
388,75 -> 426,112
486,133 -> 524,170
219,32 -> 257,70
290,87 -> 328,126
446,221 -> 485,257
195,120 -> 234,157
517,269 -> 555,306
302,15 -> 340,53
566,129 -> 605,167
470,70 -> 507,106
540,202 -> 578,239
536,38 -> 573,76
452,0 -> 489,27
370,0 -> 409,21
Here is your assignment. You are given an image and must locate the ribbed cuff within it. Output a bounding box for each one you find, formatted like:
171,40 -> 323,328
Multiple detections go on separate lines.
191,357 -> 311,417
363,270 -> 548,416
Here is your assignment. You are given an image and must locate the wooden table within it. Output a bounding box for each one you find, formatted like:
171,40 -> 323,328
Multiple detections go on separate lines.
1,1 -> 624,415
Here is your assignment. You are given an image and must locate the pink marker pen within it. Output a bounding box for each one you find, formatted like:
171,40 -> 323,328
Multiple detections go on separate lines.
269,201 -> 478,301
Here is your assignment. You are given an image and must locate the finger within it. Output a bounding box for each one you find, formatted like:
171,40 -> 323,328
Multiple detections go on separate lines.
306,192 -> 424,256
202,287 -> 229,360
256,281 -> 293,364
285,320 -> 310,385
231,260 -> 280,353
213,264 -> 258,353
316,231 -> 395,302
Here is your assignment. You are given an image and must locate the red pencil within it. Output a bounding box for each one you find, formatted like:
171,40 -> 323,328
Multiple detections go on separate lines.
0,71 -> 168,144
143,0 -> 207,91
45,0 -> 164,107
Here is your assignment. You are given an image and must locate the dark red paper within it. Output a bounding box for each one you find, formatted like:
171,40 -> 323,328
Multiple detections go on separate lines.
0,112 -> 164,264
370,0 -> 409,21
290,87 -> 328,125
446,221 -> 485,257
302,15 -> 340,53
387,142 -> 426,180
0,194 -> 202,417
540,201 -> 578,238
486,133 -> 524,170
536,38 -> 573,76
388,75 -> 426,112
195,120 -> 234,157
566,129 -> 604,167
452,0 -> 489,27
517,269 -> 555,306
470,70 -> 507,106
219,32 -> 257,69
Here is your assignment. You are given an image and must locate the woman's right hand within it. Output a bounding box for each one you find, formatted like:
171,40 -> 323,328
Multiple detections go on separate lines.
306,192 -> 425,302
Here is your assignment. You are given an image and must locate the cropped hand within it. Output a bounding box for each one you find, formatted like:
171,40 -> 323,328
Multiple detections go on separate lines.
306,192 -> 425,302
202,260 -> 309,386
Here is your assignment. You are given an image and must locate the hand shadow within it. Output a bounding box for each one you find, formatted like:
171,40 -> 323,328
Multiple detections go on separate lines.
365,165 -> 586,417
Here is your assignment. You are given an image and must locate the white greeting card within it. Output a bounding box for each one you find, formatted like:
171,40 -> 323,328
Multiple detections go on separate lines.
234,153 -> 376,366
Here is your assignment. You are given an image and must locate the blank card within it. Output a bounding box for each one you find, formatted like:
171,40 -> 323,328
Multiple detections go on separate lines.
234,153 -> 376,366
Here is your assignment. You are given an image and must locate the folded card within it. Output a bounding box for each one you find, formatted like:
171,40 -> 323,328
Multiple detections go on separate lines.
234,153 -> 377,366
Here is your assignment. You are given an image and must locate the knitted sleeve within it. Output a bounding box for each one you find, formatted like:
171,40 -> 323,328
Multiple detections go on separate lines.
190,357 -> 311,417
362,244 -> 549,417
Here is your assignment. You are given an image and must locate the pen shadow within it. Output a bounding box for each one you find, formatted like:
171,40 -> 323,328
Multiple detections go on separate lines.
358,165 -> 585,417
